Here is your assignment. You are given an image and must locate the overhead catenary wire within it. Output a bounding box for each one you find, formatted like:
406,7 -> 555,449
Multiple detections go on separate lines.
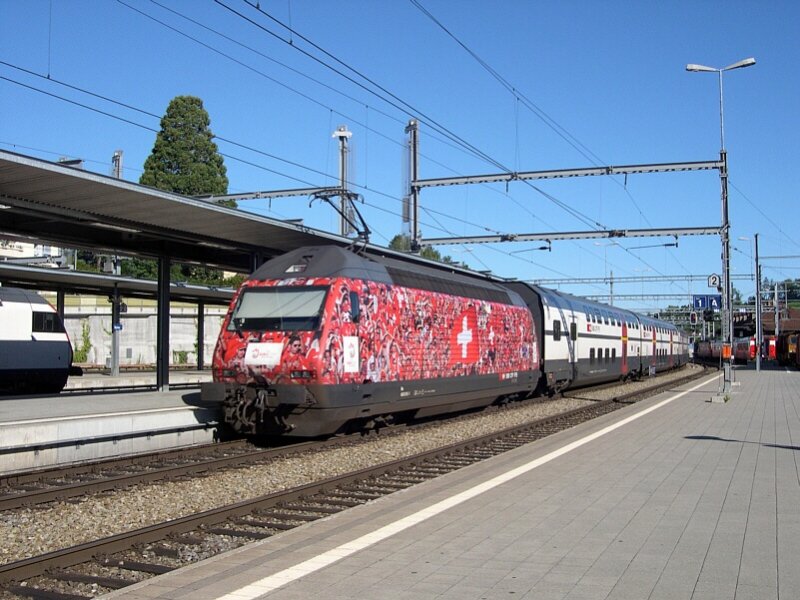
117,2 -> 619,246
222,0 -> 619,239
406,0 -> 705,297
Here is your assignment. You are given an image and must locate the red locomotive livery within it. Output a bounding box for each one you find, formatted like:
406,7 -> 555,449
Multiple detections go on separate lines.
213,277 -> 535,387
206,246 -> 538,437
733,337 -> 757,365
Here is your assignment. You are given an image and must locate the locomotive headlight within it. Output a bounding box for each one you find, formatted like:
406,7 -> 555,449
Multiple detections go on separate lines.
290,370 -> 315,379
214,368 -> 238,379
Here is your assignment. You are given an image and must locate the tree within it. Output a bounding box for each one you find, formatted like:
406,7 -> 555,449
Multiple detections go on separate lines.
135,96 -> 233,283
140,95 -> 230,202
388,234 -> 461,266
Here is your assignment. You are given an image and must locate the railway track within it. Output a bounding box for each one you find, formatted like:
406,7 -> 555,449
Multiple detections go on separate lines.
0,365 -> 710,600
0,364 -> 707,511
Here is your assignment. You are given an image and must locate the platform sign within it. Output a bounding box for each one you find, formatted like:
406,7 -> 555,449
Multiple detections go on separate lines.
692,295 -> 707,309
693,294 -> 723,311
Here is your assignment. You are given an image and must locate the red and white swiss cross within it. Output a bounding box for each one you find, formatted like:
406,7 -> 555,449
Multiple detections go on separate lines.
449,308 -> 479,365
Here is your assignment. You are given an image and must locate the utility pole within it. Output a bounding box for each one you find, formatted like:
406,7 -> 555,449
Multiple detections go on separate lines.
774,283 -> 780,338
112,150 -> 123,179
333,126 -> 354,237
609,270 -> 614,306
405,119 -> 420,251
755,233 -> 761,372
109,149 -> 124,377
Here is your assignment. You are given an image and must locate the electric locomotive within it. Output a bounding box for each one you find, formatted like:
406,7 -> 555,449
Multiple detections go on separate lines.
203,246 -> 539,437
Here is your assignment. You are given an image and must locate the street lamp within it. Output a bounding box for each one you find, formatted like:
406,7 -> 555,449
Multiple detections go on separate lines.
686,58 -> 756,150
686,57 -> 756,391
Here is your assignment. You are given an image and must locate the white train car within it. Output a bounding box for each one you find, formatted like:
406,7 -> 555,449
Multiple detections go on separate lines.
506,283 -> 688,392
0,287 -> 78,394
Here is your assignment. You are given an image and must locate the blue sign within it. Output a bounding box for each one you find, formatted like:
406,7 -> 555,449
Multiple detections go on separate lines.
692,294 -> 722,311
113,323 -> 123,331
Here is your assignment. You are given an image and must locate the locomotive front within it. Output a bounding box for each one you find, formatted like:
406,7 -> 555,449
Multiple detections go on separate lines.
204,245 -> 540,438
205,277 -> 353,436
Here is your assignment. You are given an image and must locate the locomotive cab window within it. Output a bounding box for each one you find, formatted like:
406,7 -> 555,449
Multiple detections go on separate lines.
228,286 -> 328,332
32,311 -> 65,333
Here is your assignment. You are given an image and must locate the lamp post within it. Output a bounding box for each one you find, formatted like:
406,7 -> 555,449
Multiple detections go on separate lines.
686,57 -> 755,391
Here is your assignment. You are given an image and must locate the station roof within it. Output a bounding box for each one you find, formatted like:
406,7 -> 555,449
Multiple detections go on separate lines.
0,150 -> 349,273
0,150 -> 491,296
0,262 -> 234,305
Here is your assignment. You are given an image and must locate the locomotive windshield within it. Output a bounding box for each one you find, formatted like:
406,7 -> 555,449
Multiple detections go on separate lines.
227,286 -> 328,332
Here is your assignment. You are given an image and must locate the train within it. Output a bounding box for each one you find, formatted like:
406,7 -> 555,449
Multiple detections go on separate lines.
0,287 -> 81,394
776,331 -> 798,367
695,337 -> 755,365
733,337 -> 757,365
697,334 -> 791,367
203,245 -> 689,437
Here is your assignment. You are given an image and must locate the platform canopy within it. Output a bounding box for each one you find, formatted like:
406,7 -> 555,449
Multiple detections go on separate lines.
0,150 -> 349,273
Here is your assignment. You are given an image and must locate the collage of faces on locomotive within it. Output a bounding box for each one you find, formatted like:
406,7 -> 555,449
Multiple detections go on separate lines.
213,277 -> 537,387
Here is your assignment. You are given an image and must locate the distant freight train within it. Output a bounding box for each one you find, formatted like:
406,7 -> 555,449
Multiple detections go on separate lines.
203,246 -> 689,437
0,287 -> 81,394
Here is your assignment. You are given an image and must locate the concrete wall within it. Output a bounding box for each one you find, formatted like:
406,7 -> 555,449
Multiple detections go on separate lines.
63,305 -> 226,366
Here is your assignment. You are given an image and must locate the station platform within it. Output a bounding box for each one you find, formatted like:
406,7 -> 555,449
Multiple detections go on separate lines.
0,371 -> 219,475
64,369 -> 212,390
103,366 -> 800,600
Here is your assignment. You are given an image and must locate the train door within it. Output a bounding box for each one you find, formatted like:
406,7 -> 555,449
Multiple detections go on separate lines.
621,320 -> 629,377
544,296 -> 579,390
668,331 -> 674,368
555,303 -> 578,384
651,327 -> 657,370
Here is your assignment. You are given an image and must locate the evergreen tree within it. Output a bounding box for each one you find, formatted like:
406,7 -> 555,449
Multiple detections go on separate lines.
134,96 -> 233,283
140,95 -> 230,201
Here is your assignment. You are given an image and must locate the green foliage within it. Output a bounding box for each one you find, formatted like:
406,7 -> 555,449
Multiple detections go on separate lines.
388,234 -> 413,252
173,350 -> 189,365
119,258 -> 245,287
72,320 -> 92,363
76,257 -> 100,273
388,234 -> 462,267
140,95 -> 230,200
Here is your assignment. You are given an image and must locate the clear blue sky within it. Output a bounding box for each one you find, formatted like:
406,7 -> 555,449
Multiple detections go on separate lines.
1,0 -> 798,313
